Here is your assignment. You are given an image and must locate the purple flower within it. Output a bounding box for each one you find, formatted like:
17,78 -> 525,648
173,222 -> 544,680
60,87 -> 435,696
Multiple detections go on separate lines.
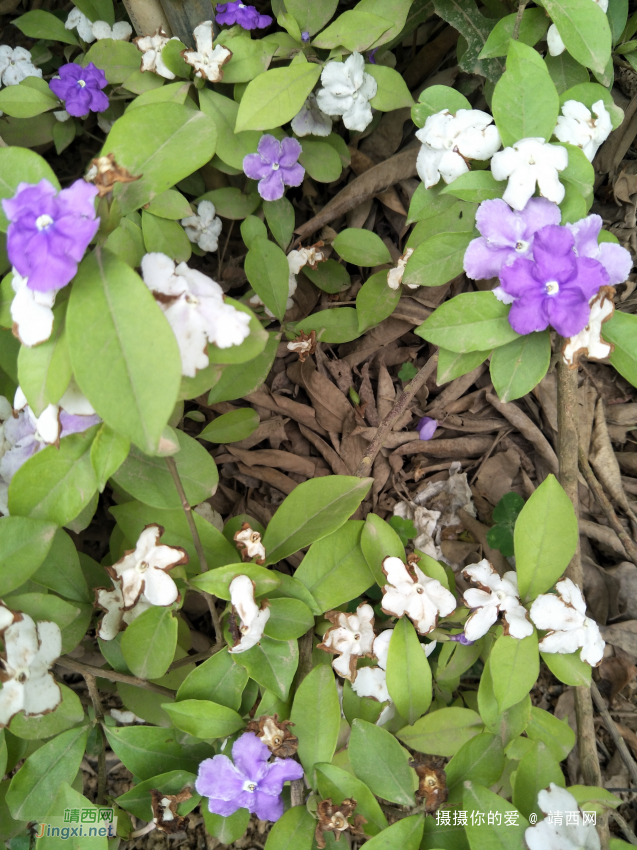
243,135 -> 305,202
368,48 -> 378,64
301,31 -> 310,43
464,197 -> 561,281
49,62 -> 108,118
566,214 -> 633,286
417,416 -> 437,441
449,633 -> 475,645
195,732 -> 304,822
216,1 -> 272,29
2,179 -> 99,293
499,224 -> 609,338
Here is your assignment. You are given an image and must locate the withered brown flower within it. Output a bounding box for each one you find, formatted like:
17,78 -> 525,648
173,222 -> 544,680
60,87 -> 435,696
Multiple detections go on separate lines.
233,522 -> 266,565
315,798 -> 367,849
85,154 -> 141,197
245,714 -> 299,758
410,758 -> 448,813
150,787 -> 192,834
287,330 -> 317,362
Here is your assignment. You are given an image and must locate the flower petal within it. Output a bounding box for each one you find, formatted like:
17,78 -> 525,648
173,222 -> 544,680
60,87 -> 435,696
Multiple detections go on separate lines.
195,755 -> 245,801
243,153 -> 272,181
232,731 -> 270,779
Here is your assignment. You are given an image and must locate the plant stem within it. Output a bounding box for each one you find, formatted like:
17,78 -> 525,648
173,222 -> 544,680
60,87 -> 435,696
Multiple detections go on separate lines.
83,672 -> 107,806
512,0 -> 528,39
591,680 -> 637,786
57,656 -> 175,698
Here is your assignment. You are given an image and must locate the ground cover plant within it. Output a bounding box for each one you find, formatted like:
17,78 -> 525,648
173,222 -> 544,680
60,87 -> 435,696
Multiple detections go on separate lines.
1,0 -> 637,847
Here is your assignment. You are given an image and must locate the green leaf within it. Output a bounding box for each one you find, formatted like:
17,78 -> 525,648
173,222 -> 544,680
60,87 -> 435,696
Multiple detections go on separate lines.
176,647 -> 248,709
197,187 -> 261,220
397,707 -> 483,757
66,249 -> 181,454
8,427 -> 98,525
312,10 -> 392,50
559,180 -> 588,224
608,0 -> 629,43
121,607 -> 177,679
386,618 -> 432,725
105,217 -> 145,268
191,563 -> 281,599
490,632 -> 539,713
90,423 -> 130,491
512,741 -> 565,819
366,64 -> 415,109
0,147 -> 59,232
526,705 -> 575,761
291,665 -> 340,780
83,40 -> 141,84
492,41 -> 560,146
407,200 -> 477,249
208,332 -> 278,403
303,259 -> 350,294
241,215 -> 268,249
9,684 -> 84,741
356,271 -> 401,332
437,348 -> 490,384
490,331 -> 551,402
463,781 -> 528,849
412,85 -> 471,128
440,171 -> 504,203
404,231 -> 475,288
245,237 -> 291,321
263,197 -> 295,249
203,807 -> 250,844
17,302 -> 72,416
333,229 -> 392,267
0,80 -> 58,119
315,763 -> 388,836
262,476 -> 372,565
542,0 -> 612,74
104,726 -> 214,780
560,143 -> 595,198
545,51 -> 590,93
102,103 -> 217,214
233,636 -> 298,701
560,82 -> 624,129
360,513 -> 405,586
13,10 -> 78,44
141,211 -> 191,262
38,783 -> 110,849
541,649 -> 592,685
514,473 -> 578,601
199,89 -> 261,170
445,733 -> 505,794
263,805 -> 315,850
478,658 -> 532,745
116,769 -> 198,821
606,311 -> 637,388
298,139 -> 343,183
235,64 -> 322,132
0,517 -> 56,596
359,815 -> 424,850
6,725 -> 88,821
416,292 -> 520,353
221,36 -> 275,84
265,597 -> 314,640
355,0 -> 421,48
433,0 -> 505,82
349,719 -> 416,807
294,307 -> 361,343
285,0 -> 338,36
199,409 -> 259,444
73,0 -> 114,23
480,8 -> 550,57
125,79 -> 187,108
163,699 -> 244,739
32,528 -> 90,603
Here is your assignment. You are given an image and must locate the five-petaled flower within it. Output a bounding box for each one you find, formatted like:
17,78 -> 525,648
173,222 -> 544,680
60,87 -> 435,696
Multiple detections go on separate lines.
49,62 -> 109,118
291,93 -> 333,138
316,52 -> 377,133
234,522 -> 266,564
554,99 -> 612,162
196,731 -> 304,821
3,178 -> 99,294
182,22 -> 233,82
562,286 -> 615,367
462,559 -> 533,641
0,602 -> 62,727
491,137 -> 568,211
318,603 -> 375,681
134,28 -> 179,79
0,46 -> 42,86
525,783 -> 600,850
416,109 -> 501,189
381,555 -> 456,635
243,135 -> 305,202
498,223 -> 609,338
228,575 -> 270,653
530,577 -> 605,666
106,524 -> 187,609
387,248 -> 414,289
215,1 -> 273,30
181,200 -> 222,253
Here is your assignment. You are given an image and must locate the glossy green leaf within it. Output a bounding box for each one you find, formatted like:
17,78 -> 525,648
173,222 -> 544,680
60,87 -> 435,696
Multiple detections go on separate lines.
360,513 -> 405,586
333,229 -> 392,267
541,650 -> 592,685
199,89 -> 261,170
512,741 -> 565,819
445,733 -> 505,794
13,10 -> 78,44
263,804 -> 315,850
479,7 -> 550,57
208,333 -> 278,403
263,197 -> 296,249
176,647 -> 249,710
437,348 -> 491,384
386,618 -> 432,725
360,815 -> 424,850
440,170 -> 504,203
121,607 -> 178,680
542,0 -> 612,74
463,781 -> 528,849
163,699 -> 244,739
90,423 -> 130,491
0,516 -> 56,596
235,64 -> 322,132
32,528 -> 90,603
245,237 -> 290,321
490,331 -> 551,402
197,187 -> 261,220
366,64 -> 415,109
199,409 -> 260,444
116,769 -> 198,820
83,39 -> 141,84
204,807 -> 250,844
312,10 -> 392,50
0,80 -> 58,119
141,210 -> 191,262
490,632 -> 539,713
291,665 -> 340,780
265,597 -> 314,640
526,706 -> 576,761
349,719 -> 415,806
416,292 -> 520,352
191,563 -> 281,599
398,707 -> 483,757
233,636 -> 298,701
545,51 -> 590,92
38,783 -> 109,849
144,188 -> 193,220
404,231 -> 475,288
298,139 -> 343,183
356,271 -> 401,332
303,260 -> 351,294
18,303 -> 72,416
478,658 -> 532,745
104,726 -> 214,780
412,85 -> 471,128
294,307 -> 360,343
606,311 -> 637,388
434,0 -> 505,81
285,0 -> 338,35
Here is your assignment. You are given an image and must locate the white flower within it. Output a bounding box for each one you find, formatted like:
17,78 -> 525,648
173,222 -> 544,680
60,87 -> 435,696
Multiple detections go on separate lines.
316,52 -> 377,133
65,7 -> 96,42
547,0 -> 608,56
491,137 -> 568,211
530,577 -> 605,666
134,28 -> 180,80
381,555 -> 456,635
228,574 -> 270,654
462,559 -> 533,641
95,581 -> 152,640
291,93 -> 333,138
0,603 -> 62,727
181,200 -> 222,253
141,253 -> 251,377
233,522 -> 266,563
563,286 -> 615,367
91,20 -> 133,41
387,248 -> 414,289
14,386 -> 60,445
525,783 -> 600,850
554,99 -> 612,162
107,524 -> 187,609
182,21 -> 232,82
0,46 -> 42,87
10,270 -> 56,347
318,603 -> 375,681
416,109 -> 501,189
110,708 -> 145,724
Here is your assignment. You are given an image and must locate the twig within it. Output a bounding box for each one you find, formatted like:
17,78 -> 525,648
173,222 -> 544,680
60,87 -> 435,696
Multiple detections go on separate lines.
218,220 -> 234,280
512,0 -> 528,39
355,353 -> 438,477
578,447 -> 637,566
610,809 -> 637,846
83,673 -> 107,806
591,680 -> 637,787
167,646 -> 222,672
56,656 -> 175,698
164,457 -> 225,648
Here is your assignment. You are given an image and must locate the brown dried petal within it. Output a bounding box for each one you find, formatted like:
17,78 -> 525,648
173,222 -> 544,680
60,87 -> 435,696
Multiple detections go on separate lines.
410,760 -> 448,813
245,714 -> 299,757
86,153 -> 141,197
315,798 -> 366,849
150,787 -> 192,834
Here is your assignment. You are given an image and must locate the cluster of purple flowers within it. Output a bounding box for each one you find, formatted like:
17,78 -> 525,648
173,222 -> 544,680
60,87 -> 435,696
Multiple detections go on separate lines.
464,198 -> 632,339
216,1 -> 272,29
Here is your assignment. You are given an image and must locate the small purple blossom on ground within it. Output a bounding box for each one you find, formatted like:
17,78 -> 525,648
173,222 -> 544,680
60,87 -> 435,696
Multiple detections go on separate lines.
243,135 -> 305,202
499,224 -> 609,338
449,633 -> 475,645
216,1 -> 272,29
464,197 -> 561,280
566,214 -> 633,285
195,732 -> 304,821
49,62 -> 108,117
2,179 -> 99,293
301,30 -> 310,42
417,416 -> 437,441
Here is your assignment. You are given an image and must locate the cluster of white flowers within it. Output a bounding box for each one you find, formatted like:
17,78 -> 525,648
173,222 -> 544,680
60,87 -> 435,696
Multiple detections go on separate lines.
316,52 -> 377,133
318,603 -> 375,681
462,560 -> 533,640
291,93 -> 333,137
0,602 -> 62,727
554,99 -> 612,162
416,109 -> 501,189
491,137 -> 568,211
65,7 -> 132,43
228,574 -> 270,653
182,21 -> 232,82
0,46 -> 41,87
381,556 -> 456,635
181,200 -> 222,253
250,245 -> 325,318
134,28 -> 181,79
547,0 -> 608,56
141,253 -> 251,377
